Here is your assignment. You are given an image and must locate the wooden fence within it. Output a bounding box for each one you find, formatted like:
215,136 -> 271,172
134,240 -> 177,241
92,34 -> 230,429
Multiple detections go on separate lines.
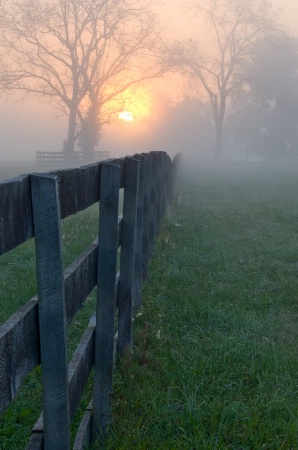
0,151 -> 179,449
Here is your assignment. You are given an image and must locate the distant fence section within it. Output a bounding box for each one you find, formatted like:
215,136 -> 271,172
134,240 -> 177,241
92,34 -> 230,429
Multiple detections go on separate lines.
0,151 -> 180,449
36,150 -> 110,166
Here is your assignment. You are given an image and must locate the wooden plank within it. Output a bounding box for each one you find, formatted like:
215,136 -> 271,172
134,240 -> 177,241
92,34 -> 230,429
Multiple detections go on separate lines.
64,239 -> 98,324
26,432 -> 43,450
52,157 -> 126,219
133,155 -> 145,312
160,152 -> 167,218
141,153 -> 151,281
117,158 -> 140,354
0,175 -> 33,255
92,162 -> 121,440
73,402 -> 93,450
68,314 -> 95,421
56,164 -> 101,219
0,157 -> 126,257
0,298 -> 40,415
31,174 -> 70,450
148,152 -> 157,256
164,153 -> 171,209
154,152 -> 162,234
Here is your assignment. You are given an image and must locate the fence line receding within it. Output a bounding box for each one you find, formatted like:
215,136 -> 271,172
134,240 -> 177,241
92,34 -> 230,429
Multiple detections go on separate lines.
0,150 -> 179,449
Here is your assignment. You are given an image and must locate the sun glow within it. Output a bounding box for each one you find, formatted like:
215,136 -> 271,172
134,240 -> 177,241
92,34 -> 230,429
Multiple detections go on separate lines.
115,86 -> 153,122
119,111 -> 134,121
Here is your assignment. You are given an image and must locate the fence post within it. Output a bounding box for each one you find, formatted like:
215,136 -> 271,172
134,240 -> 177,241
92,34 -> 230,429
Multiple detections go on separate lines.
117,158 -> 140,355
159,152 -> 165,218
141,153 -> 150,281
148,152 -> 157,256
31,174 -> 70,450
133,154 -> 145,312
167,153 -> 173,205
154,152 -> 162,234
92,162 -> 121,441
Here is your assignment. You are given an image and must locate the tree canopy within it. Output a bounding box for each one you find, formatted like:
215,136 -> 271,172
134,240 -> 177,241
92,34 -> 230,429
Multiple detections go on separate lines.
168,0 -> 280,159
0,0 -> 164,163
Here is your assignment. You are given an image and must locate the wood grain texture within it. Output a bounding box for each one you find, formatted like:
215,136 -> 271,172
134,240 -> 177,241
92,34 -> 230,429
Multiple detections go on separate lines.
31,174 -> 70,450
0,175 -> 33,255
73,403 -> 93,450
68,314 -> 95,421
149,152 -> 157,256
92,162 -> 121,441
0,298 -> 40,415
117,158 -> 140,354
25,432 -> 43,450
160,152 -> 167,217
141,153 -> 151,281
132,155 -> 144,312
64,239 -> 98,324
155,151 -> 162,234
56,164 -> 101,219
164,153 -> 171,209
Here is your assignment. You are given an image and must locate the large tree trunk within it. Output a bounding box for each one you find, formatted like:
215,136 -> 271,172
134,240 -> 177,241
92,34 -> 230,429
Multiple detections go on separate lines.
64,79 -> 80,165
214,121 -> 223,160
63,107 -> 77,165
79,103 -> 99,164
213,94 -> 226,161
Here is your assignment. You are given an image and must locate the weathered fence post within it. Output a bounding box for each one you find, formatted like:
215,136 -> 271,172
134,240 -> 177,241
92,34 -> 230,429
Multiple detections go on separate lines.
117,158 -> 140,355
141,153 -> 151,281
154,151 -> 162,234
159,152 -> 165,218
167,153 -> 173,204
148,152 -> 157,256
31,174 -> 70,450
133,155 -> 145,312
92,162 -> 121,441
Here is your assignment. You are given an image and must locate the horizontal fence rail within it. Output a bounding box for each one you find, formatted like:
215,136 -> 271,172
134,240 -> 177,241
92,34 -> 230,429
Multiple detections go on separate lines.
0,151 -> 180,449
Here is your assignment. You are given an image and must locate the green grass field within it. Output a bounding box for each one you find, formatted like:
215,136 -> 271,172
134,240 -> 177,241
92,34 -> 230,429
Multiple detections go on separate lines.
2,161 -> 298,448
106,161 -> 298,449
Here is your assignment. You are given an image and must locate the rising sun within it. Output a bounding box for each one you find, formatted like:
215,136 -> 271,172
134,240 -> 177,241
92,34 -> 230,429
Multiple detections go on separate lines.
119,111 -> 134,122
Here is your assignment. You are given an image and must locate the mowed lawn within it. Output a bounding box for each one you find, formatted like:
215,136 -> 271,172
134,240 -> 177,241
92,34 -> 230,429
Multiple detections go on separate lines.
2,160 -> 298,448
106,161 -> 298,449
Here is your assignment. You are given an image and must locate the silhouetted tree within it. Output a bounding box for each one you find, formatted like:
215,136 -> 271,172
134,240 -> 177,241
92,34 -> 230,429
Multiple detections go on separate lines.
0,0 -> 164,164
78,105 -> 101,163
169,0 -> 280,160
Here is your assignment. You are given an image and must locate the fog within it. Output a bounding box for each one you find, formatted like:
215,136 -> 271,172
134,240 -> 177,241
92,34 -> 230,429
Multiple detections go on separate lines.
0,0 -> 297,167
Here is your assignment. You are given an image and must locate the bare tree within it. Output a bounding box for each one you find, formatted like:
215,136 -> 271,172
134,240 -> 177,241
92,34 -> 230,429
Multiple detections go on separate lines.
169,0 -> 280,159
0,0 -> 164,163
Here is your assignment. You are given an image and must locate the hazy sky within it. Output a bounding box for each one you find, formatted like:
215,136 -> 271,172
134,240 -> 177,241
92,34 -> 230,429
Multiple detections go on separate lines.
0,0 -> 297,162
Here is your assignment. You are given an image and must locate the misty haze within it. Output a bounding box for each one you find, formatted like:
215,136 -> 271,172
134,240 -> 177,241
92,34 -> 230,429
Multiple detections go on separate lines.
0,0 -> 297,170
2,0 -> 298,448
